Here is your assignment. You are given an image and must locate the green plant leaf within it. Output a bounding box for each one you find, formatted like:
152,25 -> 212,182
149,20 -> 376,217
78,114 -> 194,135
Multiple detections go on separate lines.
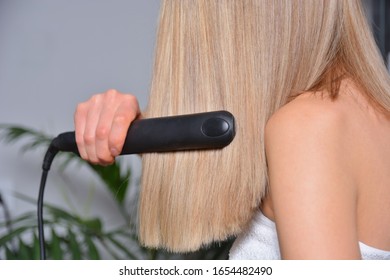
67,229 -> 82,260
49,228 -> 63,260
108,228 -> 139,241
18,238 -> 31,260
32,233 -> 41,260
48,206 -> 76,221
0,212 -> 36,228
0,226 -> 33,247
88,162 -> 131,204
82,218 -> 102,235
47,206 -> 81,223
85,236 -> 100,260
5,244 -> 16,260
106,235 -> 139,259
0,125 -> 52,151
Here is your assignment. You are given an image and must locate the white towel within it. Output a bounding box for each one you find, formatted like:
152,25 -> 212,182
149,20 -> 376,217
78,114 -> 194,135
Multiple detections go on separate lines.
229,210 -> 390,260
359,241 -> 390,260
229,210 -> 281,259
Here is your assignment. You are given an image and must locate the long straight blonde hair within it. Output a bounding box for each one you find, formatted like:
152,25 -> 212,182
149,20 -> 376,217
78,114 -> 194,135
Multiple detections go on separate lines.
138,0 -> 390,252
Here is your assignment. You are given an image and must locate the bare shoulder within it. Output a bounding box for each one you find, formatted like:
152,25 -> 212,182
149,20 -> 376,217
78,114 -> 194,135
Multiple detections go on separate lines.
264,90 -> 354,183
265,92 -> 349,151
264,91 -> 360,259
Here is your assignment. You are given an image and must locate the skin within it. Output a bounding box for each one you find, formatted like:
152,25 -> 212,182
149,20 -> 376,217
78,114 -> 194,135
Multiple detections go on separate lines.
75,80 -> 390,259
262,80 -> 390,259
74,89 -> 140,165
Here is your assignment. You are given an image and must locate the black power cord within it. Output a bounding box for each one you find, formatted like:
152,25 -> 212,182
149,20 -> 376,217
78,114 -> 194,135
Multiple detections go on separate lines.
37,111 -> 235,260
38,142 -> 60,260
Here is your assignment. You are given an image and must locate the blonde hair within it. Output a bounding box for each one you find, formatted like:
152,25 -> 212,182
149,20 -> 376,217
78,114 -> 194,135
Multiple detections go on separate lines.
138,0 -> 390,252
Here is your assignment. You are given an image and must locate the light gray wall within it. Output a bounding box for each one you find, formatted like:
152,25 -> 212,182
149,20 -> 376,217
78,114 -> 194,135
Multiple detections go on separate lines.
0,0 -> 160,234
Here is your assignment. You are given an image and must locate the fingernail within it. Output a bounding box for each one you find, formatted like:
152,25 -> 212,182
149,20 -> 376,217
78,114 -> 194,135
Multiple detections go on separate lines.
110,148 -> 119,156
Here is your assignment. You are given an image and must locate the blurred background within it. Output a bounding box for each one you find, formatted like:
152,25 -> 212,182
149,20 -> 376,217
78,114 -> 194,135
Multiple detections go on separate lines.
0,0 -> 389,260
364,0 -> 390,68
0,0 -> 162,260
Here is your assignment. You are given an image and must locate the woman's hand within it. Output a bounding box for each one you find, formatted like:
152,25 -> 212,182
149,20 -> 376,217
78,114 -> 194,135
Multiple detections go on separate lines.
74,89 -> 140,165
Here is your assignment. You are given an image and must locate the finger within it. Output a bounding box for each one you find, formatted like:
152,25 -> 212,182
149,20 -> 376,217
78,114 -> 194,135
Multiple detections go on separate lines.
108,95 -> 140,156
94,91 -> 121,164
74,102 -> 89,160
83,94 -> 103,163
